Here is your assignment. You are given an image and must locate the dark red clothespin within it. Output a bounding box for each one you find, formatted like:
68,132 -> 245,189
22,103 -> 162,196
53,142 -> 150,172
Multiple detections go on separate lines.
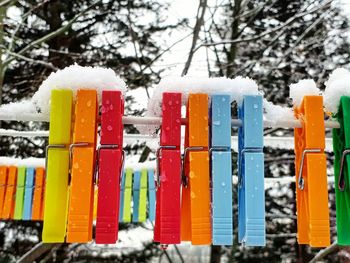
95,90 -> 125,244
154,92 -> 182,248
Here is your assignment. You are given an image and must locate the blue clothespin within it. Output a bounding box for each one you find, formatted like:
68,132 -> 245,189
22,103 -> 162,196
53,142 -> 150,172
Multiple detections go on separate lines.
238,95 -> 265,246
119,171 -> 126,222
147,169 -> 156,221
210,95 -> 233,245
23,168 -> 35,220
132,171 -> 141,222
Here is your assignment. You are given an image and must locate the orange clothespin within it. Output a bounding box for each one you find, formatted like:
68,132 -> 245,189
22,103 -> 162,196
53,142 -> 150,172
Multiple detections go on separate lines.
181,93 -> 211,245
294,95 -> 330,247
32,168 -> 45,221
0,167 -> 8,217
1,166 -> 17,219
67,89 -> 97,243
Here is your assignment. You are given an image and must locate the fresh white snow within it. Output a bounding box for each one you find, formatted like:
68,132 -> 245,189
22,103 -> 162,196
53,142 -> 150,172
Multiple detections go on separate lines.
324,68 -> 350,114
289,79 -> 321,106
0,64 -> 127,117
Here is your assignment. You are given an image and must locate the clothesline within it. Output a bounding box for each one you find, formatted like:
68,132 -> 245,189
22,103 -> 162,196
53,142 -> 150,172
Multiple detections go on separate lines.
0,128 -> 335,151
0,113 -> 340,129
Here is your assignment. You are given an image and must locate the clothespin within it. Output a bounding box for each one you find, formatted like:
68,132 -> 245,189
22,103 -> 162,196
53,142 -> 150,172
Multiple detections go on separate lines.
181,93 -> 211,245
122,168 -> 132,223
14,167 -> 26,220
138,169 -> 148,222
0,167 -> 8,217
67,90 -> 97,243
132,171 -> 141,222
32,168 -> 45,221
119,171 -> 126,223
147,169 -> 156,221
1,167 -> 17,219
238,95 -> 265,246
331,97 -> 350,245
23,168 -> 35,220
154,92 -> 182,246
43,89 -> 73,242
96,90 -> 124,244
210,95 -> 233,245
294,96 -> 330,247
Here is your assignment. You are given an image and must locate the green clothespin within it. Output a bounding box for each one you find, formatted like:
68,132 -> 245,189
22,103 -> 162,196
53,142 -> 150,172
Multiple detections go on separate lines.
138,169 -> 148,222
14,167 -> 26,220
333,96 -> 350,245
122,169 -> 133,222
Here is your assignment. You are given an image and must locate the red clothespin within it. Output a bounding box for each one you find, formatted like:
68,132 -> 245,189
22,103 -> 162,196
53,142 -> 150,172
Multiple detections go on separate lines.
95,90 -> 124,244
154,92 -> 182,247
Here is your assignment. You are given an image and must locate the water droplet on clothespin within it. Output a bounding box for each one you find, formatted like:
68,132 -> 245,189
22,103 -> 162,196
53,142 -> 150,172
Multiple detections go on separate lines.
221,182 -> 226,187
110,104 -> 114,110
73,163 -> 79,169
222,97 -> 226,102
86,100 -> 92,107
168,101 -> 173,106
165,126 -> 170,131
189,171 -> 195,179
253,104 -> 258,109
81,118 -> 85,123
106,100 -> 110,105
107,125 -> 113,131
191,192 -> 196,199
101,106 -> 106,114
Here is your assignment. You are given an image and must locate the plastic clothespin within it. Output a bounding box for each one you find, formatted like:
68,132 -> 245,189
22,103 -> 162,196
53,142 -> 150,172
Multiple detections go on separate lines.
67,90 -> 97,243
122,168 -> 133,223
0,167 -> 8,217
294,96 -> 330,247
23,168 -> 35,220
238,95 -> 265,246
32,168 -> 45,221
43,89 -> 73,242
14,167 -> 26,220
138,169 -> 148,222
154,92 -> 182,246
181,93 -> 211,245
132,171 -> 141,222
332,97 -> 350,245
210,95 -> 233,245
147,169 -> 156,221
119,171 -> 126,223
96,90 -> 124,244
1,167 -> 17,219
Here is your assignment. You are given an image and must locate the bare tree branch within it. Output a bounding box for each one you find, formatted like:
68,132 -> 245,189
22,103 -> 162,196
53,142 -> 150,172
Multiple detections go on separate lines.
17,242 -> 61,263
309,241 -> 339,263
194,0 -> 331,51
182,0 -> 208,76
2,0 -> 102,66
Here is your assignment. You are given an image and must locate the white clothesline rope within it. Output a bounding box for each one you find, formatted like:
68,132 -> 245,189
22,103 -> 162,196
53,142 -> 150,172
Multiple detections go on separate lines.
0,129 -> 335,152
0,113 -> 340,129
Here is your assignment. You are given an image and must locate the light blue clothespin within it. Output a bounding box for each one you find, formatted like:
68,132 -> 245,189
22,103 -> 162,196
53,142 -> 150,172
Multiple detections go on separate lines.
119,171 -> 126,222
238,95 -> 265,246
147,169 -> 156,221
211,95 -> 233,245
23,168 -> 35,220
132,171 -> 141,222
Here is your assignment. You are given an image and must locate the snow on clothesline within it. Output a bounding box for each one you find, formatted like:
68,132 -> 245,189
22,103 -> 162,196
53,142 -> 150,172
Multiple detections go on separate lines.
0,64 -> 126,117
0,65 -> 348,131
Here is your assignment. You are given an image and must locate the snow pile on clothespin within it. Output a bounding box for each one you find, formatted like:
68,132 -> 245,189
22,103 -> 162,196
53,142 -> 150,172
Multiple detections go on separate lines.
147,76 -> 260,117
324,68 -> 350,114
0,157 -> 45,167
0,64 -> 126,117
289,79 -> 321,106
141,76 -> 261,134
